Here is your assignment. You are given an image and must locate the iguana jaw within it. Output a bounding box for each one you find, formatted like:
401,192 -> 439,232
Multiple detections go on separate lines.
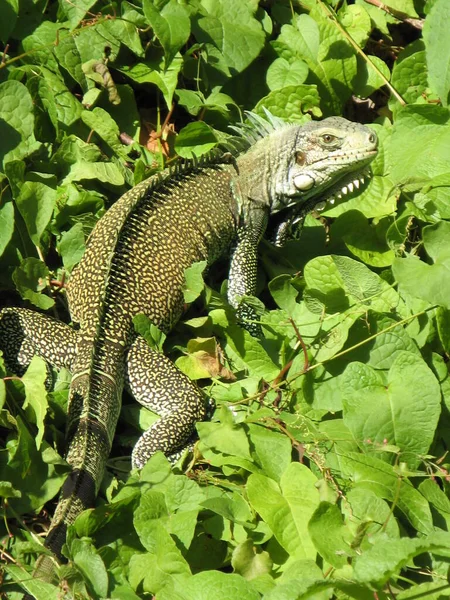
275,146 -> 378,213
292,148 -> 377,196
313,166 -> 373,212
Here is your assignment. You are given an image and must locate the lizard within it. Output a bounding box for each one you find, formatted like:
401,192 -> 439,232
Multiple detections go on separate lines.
0,112 -> 378,589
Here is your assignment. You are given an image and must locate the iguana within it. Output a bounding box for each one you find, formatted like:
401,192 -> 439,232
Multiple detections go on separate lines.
0,113 -> 377,589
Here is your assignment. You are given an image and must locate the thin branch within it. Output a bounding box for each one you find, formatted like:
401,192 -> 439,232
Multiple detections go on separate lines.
288,305 -> 436,383
363,0 -> 424,30
317,0 -> 407,106
289,318 -> 310,373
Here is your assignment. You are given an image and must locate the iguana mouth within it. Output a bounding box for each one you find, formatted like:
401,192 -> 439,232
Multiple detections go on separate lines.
313,166 -> 373,212
292,148 -> 377,194
267,166 -> 373,247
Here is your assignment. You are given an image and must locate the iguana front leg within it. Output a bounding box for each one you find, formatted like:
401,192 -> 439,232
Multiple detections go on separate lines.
227,205 -> 269,336
0,307 -> 76,378
125,335 -> 207,468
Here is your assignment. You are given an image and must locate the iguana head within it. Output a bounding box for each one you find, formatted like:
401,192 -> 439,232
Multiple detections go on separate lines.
275,117 -> 377,211
234,113 -> 378,216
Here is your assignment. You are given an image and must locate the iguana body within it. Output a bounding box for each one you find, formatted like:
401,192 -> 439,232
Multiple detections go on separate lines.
0,114 -> 377,588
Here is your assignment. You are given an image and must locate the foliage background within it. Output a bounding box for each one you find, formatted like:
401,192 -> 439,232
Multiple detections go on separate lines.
1,0 -> 450,598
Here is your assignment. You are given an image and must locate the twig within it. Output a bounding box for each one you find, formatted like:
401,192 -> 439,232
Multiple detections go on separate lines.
317,0 -> 407,106
0,44 -> 9,66
288,305 -> 436,383
363,0 -> 424,30
289,318 -> 310,373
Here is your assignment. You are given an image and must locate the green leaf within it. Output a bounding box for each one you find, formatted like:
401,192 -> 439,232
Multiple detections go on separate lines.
338,4 -> 372,47
390,42 -> 428,106
436,307 -> 450,353
221,325 -> 280,380
340,453 -> 433,533
353,55 -> 391,99
231,539 -> 272,580
182,260 -> 207,302
12,258 -> 54,310
81,107 -> 124,155
60,0 -> 97,28
53,34 -> 86,88
176,89 -> 205,116
63,161 -> 125,186
247,424 -> 292,483
255,84 -> 321,120
393,221 -> 450,309
310,255 -> 399,312
342,351 -> 441,468
71,538 -> 109,598
134,490 -> 169,550
175,123 -> 218,159
3,416 -> 67,516
15,181 -> 57,245
308,502 -> 353,568
389,106 -> 450,185
0,0 -> 18,42
176,336 -> 223,380
0,80 -> 40,169
0,197 -> 14,258
266,58 -> 309,91
423,0 -> 450,106
275,14 -> 320,65
343,488 -> 399,545
325,174 -> 397,220
268,274 -> 300,313
309,5 -> 358,114
53,135 -> 102,166
4,564 -> 59,600
119,55 -> 183,110
397,582 -> 450,600
104,17 -> 145,59
22,356 -> 49,449
25,65 -> 82,128
198,406 -> 252,460
419,479 -> 450,517
143,0 -> 190,67
57,222 -> 86,272
353,532 -> 450,587
351,314 -> 420,371
133,314 -> 167,351
182,570 -> 260,600
0,480 -> 21,499
201,492 -> 252,524
129,521 -> 190,593
247,463 -> 319,560
332,211 -> 395,267
303,255 -> 402,362
21,21 -> 61,71
194,0 -> 265,73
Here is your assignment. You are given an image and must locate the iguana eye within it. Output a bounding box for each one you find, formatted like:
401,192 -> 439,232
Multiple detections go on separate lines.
295,151 -> 306,166
321,133 -> 337,144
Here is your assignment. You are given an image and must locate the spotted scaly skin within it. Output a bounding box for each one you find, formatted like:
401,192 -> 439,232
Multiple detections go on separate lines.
0,114 -> 378,593
44,164 -> 239,569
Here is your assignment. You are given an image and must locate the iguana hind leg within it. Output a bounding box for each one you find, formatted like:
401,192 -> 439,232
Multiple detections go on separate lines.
126,335 -> 207,468
0,307 -> 76,378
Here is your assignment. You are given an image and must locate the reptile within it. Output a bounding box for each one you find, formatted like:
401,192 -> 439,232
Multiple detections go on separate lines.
0,112 -> 377,589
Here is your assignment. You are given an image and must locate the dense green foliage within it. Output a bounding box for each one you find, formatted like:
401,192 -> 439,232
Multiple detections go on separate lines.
1,0 -> 450,598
